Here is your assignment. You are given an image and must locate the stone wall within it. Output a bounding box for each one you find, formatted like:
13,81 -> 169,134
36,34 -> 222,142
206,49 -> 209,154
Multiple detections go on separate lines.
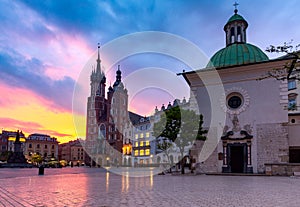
191,140 -> 218,173
265,163 -> 300,176
257,123 -> 289,173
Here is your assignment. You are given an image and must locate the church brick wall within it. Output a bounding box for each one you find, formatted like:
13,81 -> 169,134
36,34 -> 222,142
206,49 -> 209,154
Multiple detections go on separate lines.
256,123 -> 289,173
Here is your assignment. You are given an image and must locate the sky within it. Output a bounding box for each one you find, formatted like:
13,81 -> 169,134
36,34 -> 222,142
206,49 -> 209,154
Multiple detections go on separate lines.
1,0 -> 300,143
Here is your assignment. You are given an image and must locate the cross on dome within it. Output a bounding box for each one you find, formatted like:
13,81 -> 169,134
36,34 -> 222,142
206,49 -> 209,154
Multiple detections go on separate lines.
233,2 -> 239,14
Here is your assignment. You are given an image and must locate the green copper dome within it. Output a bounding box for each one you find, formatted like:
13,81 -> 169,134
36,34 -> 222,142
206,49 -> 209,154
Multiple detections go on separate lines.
227,14 -> 246,24
207,43 -> 269,68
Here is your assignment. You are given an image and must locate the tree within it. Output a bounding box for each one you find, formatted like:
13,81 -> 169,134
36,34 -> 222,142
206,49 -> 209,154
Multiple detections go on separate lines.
153,106 -> 180,173
153,106 -> 207,174
31,154 -> 43,165
262,41 -> 300,81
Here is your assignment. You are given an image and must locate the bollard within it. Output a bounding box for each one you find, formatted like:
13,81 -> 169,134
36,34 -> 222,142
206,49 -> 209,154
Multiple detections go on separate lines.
38,165 -> 44,175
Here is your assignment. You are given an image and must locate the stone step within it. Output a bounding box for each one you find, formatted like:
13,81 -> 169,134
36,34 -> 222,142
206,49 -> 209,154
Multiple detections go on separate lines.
293,172 -> 300,176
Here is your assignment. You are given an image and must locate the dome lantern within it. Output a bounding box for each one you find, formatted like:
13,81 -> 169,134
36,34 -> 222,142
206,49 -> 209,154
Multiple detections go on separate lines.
206,4 -> 269,68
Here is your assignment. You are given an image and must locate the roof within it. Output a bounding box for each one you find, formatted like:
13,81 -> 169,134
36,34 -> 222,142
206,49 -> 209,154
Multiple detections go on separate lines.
128,111 -> 144,125
227,13 -> 246,24
206,43 -> 269,68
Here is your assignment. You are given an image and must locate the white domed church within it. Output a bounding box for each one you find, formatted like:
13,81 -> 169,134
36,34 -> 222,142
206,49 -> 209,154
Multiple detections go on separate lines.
180,7 -> 300,175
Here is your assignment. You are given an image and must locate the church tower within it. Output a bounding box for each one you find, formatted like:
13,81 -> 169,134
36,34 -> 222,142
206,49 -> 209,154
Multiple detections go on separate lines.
224,4 -> 248,46
86,44 -> 105,143
107,65 -> 129,152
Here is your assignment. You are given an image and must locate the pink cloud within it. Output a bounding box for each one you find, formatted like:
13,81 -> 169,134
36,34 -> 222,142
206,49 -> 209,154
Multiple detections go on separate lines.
0,117 -> 43,130
0,82 -> 69,113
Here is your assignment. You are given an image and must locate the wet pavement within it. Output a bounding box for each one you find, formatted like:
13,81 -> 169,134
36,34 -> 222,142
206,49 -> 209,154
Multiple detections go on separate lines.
1,167 -> 300,207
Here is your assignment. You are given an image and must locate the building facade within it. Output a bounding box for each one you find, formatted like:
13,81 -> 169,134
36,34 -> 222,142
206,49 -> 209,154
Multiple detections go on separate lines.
0,130 -> 26,161
131,116 -> 157,166
59,139 -> 85,166
287,58 -> 300,163
2,130 -> 26,153
180,8 -> 299,174
24,133 -> 59,162
85,46 -> 129,166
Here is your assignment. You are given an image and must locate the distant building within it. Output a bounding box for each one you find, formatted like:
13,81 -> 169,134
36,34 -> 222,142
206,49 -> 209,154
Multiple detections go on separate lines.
0,133 -> 8,155
85,45 -> 133,166
24,133 -> 59,162
1,130 -> 26,152
131,117 -> 156,166
0,130 -> 26,161
287,58 -> 300,163
58,139 -> 85,166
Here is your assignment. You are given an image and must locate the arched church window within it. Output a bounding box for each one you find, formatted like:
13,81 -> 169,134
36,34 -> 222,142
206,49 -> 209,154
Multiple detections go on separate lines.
237,26 -> 241,42
230,27 -> 235,43
100,124 -> 106,138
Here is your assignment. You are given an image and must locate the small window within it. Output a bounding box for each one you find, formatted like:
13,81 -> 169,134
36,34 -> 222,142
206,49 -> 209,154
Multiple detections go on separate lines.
230,27 -> 235,43
37,144 -> 40,149
288,79 -> 296,90
288,94 -> 297,111
135,142 -> 138,147
145,149 -> 150,155
29,144 -> 32,148
237,26 -> 242,42
145,141 -> 150,146
140,150 -> 144,156
45,145 -> 47,149
288,98 -> 297,110
134,150 -> 138,156
140,141 -> 144,147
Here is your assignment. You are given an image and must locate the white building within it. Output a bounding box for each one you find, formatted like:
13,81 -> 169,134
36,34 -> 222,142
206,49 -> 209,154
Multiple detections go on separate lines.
180,8 -> 300,175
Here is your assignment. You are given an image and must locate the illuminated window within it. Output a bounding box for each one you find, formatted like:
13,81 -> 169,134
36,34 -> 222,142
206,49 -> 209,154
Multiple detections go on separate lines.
145,141 -> 150,146
140,141 -> 144,146
134,150 -> 138,156
135,142 -> 138,147
146,132 -> 150,137
145,149 -> 150,155
140,133 -> 144,138
135,134 -> 138,139
140,150 -> 144,156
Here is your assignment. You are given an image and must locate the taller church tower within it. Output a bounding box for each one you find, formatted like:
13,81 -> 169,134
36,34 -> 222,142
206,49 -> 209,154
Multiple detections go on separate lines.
85,45 -> 129,165
86,44 -> 105,143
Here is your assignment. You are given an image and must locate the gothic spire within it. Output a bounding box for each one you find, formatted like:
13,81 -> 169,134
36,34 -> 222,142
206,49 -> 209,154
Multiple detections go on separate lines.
113,64 -> 122,88
96,43 -> 101,74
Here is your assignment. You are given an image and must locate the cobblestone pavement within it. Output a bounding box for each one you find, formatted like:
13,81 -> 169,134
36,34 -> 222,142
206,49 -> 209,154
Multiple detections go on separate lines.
1,167 -> 300,207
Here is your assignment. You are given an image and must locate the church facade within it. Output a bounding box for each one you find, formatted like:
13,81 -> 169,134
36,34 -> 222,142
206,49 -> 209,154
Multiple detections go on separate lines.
85,46 -> 129,166
181,8 -> 300,174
